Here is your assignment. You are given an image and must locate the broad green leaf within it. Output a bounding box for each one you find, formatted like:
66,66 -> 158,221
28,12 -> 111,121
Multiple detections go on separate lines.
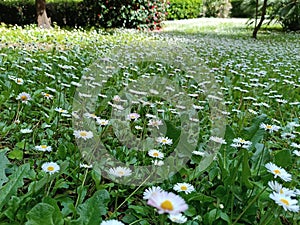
187,192 -> 214,203
25,203 -> 59,225
0,148 -> 10,187
8,149 -> 23,160
0,163 -> 31,211
241,149 -> 253,188
244,114 -> 267,148
71,190 -> 110,225
42,197 -> 64,225
274,150 -> 292,167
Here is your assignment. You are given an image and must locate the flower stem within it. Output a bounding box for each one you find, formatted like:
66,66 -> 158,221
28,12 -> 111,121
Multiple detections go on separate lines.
232,186 -> 267,225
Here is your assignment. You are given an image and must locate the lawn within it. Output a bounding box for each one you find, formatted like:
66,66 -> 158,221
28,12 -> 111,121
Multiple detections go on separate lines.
0,18 -> 299,225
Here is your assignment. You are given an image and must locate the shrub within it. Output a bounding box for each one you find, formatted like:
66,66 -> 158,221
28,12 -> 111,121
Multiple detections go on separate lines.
166,0 -> 203,20
269,0 -> 300,31
230,0 -> 254,18
0,0 -> 168,29
202,0 -> 232,18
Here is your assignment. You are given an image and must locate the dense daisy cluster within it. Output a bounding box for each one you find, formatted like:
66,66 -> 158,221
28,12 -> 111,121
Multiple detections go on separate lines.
0,20 -> 299,224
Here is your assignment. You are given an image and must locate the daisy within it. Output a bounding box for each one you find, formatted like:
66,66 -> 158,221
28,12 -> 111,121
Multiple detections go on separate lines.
260,123 -> 280,133
100,219 -> 124,225
80,163 -> 93,169
54,107 -> 68,113
126,113 -> 140,121
135,125 -> 143,130
293,150 -> 300,156
147,191 -> 188,214
15,78 -> 24,85
73,130 -> 94,140
108,166 -> 132,177
16,92 -> 31,104
281,132 -> 296,139
173,183 -> 195,194
231,137 -> 252,149
157,136 -> 173,145
152,160 -> 164,166
35,145 -> 52,152
268,181 -> 295,197
20,128 -> 32,134
269,192 -> 299,212
96,118 -> 109,126
84,112 -> 98,119
265,162 -> 292,182
291,142 -> 300,149
42,162 -> 60,175
148,149 -> 164,159
143,186 -> 163,200
148,119 -> 163,128
192,151 -> 205,156
42,92 -> 54,99
169,213 -> 188,224
209,136 -> 227,144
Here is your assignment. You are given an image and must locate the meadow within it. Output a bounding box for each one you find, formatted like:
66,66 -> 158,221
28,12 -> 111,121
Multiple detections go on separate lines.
0,19 -> 299,225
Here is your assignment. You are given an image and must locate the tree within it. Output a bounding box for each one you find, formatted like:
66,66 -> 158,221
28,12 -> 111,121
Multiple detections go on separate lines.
36,0 -> 51,28
252,0 -> 268,39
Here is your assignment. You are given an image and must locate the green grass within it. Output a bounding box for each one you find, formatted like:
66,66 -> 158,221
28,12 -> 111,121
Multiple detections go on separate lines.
0,19 -> 299,225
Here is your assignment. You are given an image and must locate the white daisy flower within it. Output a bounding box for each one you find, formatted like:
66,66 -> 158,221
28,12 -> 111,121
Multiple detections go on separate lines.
291,142 -> 300,149
192,151 -> 206,156
16,92 -> 31,104
147,191 -> 188,214
135,125 -> 143,130
209,136 -> 227,144
169,213 -> 188,224
15,78 -> 24,85
42,162 -> 60,175
20,128 -> 33,134
260,123 -> 280,133
73,130 -> 94,140
42,92 -> 54,99
152,160 -> 164,166
96,118 -> 109,126
148,119 -> 163,128
281,133 -> 296,139
84,113 -> 98,119
173,183 -> 195,194
35,145 -> 52,152
100,219 -> 124,225
79,163 -> 93,169
143,186 -> 163,200
269,192 -> 299,212
148,149 -> 164,159
268,181 -> 295,197
157,136 -> 173,145
231,137 -> 252,149
265,162 -> 292,182
293,150 -> 300,156
108,166 -> 132,177
126,113 -> 140,121
55,107 -> 68,113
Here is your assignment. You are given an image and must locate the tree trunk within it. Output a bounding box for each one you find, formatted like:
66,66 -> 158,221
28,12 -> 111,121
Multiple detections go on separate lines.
36,0 -> 51,28
252,0 -> 268,39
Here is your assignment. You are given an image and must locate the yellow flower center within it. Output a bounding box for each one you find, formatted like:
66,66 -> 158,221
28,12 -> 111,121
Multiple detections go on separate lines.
118,171 -> 124,176
17,79 -> 22,83
41,145 -> 47,149
266,125 -> 272,129
162,139 -> 167,143
180,186 -> 188,191
160,200 -> 173,211
45,93 -> 50,97
280,198 -> 289,206
273,169 -> 281,174
21,95 -> 27,101
240,139 -> 245,143
153,152 -> 159,157
47,166 -> 54,171
80,132 -> 87,137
